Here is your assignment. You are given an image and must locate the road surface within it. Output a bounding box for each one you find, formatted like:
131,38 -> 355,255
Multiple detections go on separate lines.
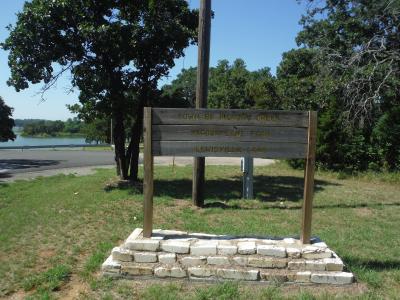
0,149 -> 274,182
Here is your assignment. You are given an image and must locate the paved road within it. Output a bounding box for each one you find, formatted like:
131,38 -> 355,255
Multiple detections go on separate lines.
0,149 -> 274,181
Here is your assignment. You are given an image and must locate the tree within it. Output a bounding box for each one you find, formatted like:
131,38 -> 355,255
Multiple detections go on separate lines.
161,67 -> 197,108
247,68 -> 279,109
372,107 -> 400,170
297,0 -> 400,123
294,0 -> 400,171
64,118 -> 82,134
208,59 -> 252,108
3,0 -> 197,180
83,117 -> 111,144
276,48 -> 320,111
0,97 -> 16,142
162,59 -> 279,110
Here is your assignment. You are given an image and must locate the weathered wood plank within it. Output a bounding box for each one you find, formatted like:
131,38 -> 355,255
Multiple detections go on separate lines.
152,108 -> 309,127
143,107 -> 154,238
301,111 -> 317,244
153,125 -> 308,143
152,141 -> 307,159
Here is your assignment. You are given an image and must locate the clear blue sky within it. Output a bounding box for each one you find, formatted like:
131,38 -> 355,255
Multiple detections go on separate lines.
0,0 -> 307,120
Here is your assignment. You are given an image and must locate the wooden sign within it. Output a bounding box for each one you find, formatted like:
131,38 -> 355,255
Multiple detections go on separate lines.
142,108 -> 317,244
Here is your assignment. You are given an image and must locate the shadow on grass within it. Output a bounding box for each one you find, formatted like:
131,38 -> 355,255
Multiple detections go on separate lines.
267,201 -> 400,210
345,256 -> 400,271
152,175 -> 336,203
0,159 -> 60,170
0,170 -> 13,184
104,179 -> 142,194
154,176 -> 400,209
0,159 -> 61,183
104,175 -> 336,203
104,175 -> 400,210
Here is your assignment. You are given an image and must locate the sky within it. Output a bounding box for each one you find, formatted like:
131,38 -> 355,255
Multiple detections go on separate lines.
0,0 -> 308,120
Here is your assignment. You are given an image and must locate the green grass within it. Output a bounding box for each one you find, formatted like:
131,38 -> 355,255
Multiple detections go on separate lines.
0,162 -> 400,299
22,264 -> 71,293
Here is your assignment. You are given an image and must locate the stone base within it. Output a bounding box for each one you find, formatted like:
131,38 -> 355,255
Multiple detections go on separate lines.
102,228 -> 355,285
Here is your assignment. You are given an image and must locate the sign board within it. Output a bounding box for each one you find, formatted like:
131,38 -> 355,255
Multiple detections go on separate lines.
142,108 -> 317,244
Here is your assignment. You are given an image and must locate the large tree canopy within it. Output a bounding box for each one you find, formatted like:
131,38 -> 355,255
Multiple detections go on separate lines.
297,0 -> 400,123
292,0 -> 400,170
162,59 -> 278,110
0,97 -> 16,142
2,0 -> 197,179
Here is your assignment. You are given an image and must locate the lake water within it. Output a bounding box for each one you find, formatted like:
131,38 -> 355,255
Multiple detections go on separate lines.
0,134 -> 91,147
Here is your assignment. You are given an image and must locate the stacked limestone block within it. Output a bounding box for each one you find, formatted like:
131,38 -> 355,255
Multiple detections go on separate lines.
102,228 -> 355,285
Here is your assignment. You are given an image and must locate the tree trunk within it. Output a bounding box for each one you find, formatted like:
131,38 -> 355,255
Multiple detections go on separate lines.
128,103 -> 144,181
113,109 -> 128,179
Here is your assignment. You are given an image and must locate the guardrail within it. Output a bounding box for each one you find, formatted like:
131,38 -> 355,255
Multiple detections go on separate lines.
0,144 -> 111,150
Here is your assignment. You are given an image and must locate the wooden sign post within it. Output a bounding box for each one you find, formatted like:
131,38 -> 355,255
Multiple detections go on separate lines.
142,108 -> 317,244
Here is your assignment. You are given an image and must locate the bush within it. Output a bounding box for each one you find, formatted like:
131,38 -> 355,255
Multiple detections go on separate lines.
372,107 -> 400,170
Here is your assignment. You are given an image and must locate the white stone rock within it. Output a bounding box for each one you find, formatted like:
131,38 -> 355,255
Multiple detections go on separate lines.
288,261 -> 306,270
111,247 -> 133,262
247,257 -> 273,268
154,266 -> 186,278
191,244 -> 217,256
312,242 -> 328,248
311,272 -> 354,285
134,252 -> 158,263
188,267 -> 216,278
161,241 -> 190,254
286,247 -> 301,258
260,239 -> 278,245
157,229 -> 188,235
257,245 -> 287,258
248,257 -> 287,269
323,258 -> 344,271
237,242 -> 256,254
102,255 -> 121,273
237,238 -> 258,241
217,240 -> 235,245
181,256 -> 207,266
207,256 -> 229,265
283,238 -> 297,244
305,260 -> 326,271
121,264 -> 153,276
296,271 -> 311,282
158,253 -> 176,264
125,228 -> 143,242
126,239 -> 160,252
232,256 -> 248,266
216,268 -> 259,281
217,245 -> 238,255
194,240 -> 219,246
302,246 -> 332,259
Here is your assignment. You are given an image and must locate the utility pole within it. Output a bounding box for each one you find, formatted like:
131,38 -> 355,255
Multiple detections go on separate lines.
193,0 -> 211,207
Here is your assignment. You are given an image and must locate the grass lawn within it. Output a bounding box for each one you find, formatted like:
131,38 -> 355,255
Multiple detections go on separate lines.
0,162 -> 399,299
